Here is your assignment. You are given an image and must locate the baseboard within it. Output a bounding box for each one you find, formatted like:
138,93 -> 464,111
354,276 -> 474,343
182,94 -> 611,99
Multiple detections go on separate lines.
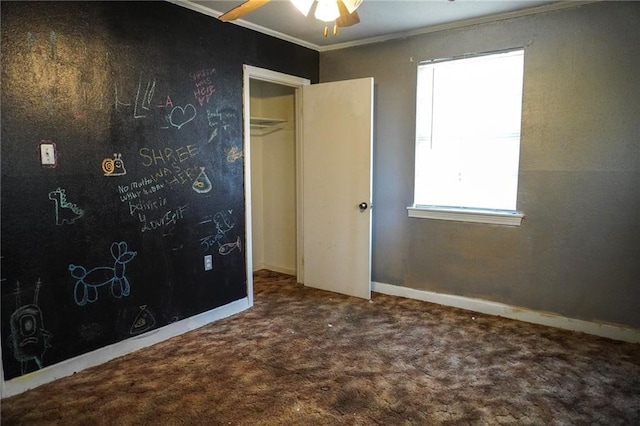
1,297 -> 250,398
372,282 -> 640,344
262,263 -> 296,276
253,261 -> 265,272
252,262 -> 295,276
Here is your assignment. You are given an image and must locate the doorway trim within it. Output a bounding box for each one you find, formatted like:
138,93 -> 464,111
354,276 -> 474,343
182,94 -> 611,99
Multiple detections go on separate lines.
243,65 -> 310,306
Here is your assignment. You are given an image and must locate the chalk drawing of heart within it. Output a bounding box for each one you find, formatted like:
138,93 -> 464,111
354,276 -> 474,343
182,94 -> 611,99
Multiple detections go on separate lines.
169,104 -> 197,129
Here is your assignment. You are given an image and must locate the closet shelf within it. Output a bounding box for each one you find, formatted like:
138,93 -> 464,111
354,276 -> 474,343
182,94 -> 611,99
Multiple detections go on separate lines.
250,116 -> 288,135
250,116 -> 286,128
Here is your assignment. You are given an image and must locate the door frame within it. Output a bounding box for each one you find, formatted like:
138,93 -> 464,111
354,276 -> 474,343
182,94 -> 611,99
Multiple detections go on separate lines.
243,65 -> 310,306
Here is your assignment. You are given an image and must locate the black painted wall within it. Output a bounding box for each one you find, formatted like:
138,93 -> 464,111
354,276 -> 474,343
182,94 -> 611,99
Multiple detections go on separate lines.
1,1 -> 319,380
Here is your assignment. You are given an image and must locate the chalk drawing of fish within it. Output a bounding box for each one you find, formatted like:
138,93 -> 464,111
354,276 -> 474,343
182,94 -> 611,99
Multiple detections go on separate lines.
219,236 -> 242,256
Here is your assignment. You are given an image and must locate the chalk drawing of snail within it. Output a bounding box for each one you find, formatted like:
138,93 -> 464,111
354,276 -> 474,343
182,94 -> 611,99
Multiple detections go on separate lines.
102,153 -> 126,176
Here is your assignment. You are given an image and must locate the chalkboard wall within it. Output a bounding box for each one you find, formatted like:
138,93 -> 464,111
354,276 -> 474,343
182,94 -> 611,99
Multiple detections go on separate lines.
1,1 -> 319,381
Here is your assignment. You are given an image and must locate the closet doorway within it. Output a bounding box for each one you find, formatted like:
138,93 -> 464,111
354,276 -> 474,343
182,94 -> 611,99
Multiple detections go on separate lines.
249,80 -> 296,275
243,66 -> 310,306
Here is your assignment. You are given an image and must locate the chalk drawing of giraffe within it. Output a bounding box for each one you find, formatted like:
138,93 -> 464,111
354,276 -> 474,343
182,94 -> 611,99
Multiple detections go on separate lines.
48,187 -> 84,225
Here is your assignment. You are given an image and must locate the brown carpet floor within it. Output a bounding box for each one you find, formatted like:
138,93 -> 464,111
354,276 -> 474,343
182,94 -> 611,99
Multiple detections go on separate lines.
2,270 -> 640,425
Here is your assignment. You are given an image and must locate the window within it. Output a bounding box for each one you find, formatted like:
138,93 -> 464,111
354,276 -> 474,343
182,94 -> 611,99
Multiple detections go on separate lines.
409,49 -> 525,225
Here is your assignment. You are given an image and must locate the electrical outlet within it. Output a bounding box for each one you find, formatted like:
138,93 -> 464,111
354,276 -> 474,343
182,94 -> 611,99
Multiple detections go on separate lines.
204,255 -> 213,271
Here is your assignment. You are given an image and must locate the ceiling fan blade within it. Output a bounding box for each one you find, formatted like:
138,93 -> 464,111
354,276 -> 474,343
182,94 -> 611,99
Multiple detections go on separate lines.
219,0 -> 271,22
336,0 -> 360,28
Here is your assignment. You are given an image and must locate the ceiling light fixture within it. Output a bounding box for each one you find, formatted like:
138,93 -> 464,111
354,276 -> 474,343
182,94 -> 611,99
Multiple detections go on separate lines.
290,0 -> 314,16
289,0 -> 364,37
341,0 -> 363,14
314,0 -> 340,22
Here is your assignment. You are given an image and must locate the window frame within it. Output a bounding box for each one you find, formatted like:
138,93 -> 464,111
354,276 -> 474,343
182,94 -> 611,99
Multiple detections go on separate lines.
409,48 -> 526,226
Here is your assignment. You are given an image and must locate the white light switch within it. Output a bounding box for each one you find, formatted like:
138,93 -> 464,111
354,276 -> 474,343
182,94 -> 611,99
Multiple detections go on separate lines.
204,255 -> 213,271
40,143 -> 56,166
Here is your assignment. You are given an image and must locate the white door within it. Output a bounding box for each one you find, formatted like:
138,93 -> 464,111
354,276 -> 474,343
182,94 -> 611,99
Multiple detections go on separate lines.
302,77 -> 374,299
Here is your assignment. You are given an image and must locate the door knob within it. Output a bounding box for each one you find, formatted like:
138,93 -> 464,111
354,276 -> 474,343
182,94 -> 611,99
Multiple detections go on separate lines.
358,202 -> 368,212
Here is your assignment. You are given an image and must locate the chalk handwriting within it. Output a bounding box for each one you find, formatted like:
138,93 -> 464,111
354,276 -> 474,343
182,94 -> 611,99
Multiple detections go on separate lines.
189,67 -> 216,81
8,279 -> 53,375
137,145 -> 201,188
115,75 -> 155,119
190,67 -> 216,106
200,234 -> 222,251
136,77 -> 155,118
118,185 -> 164,202
118,177 -> 165,202
151,165 -> 200,188
69,241 -> 137,306
139,145 -> 198,167
139,205 -> 188,233
114,75 -> 179,130
194,85 -> 215,107
199,210 -> 236,251
157,96 -> 174,108
206,107 -> 240,144
128,196 -> 167,216
207,109 -> 231,130
49,187 -> 84,225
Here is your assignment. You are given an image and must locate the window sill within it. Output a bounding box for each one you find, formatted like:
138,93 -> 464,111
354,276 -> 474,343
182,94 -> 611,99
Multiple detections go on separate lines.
407,205 -> 524,226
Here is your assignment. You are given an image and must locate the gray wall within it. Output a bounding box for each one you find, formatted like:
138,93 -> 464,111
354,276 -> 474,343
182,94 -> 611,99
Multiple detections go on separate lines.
320,2 -> 640,329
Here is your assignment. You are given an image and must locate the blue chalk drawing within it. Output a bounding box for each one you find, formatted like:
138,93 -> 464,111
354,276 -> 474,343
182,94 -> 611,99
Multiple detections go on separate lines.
69,241 -> 137,306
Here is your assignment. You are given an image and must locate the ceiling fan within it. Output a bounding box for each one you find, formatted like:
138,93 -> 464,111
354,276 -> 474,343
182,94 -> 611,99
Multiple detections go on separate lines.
218,0 -> 363,37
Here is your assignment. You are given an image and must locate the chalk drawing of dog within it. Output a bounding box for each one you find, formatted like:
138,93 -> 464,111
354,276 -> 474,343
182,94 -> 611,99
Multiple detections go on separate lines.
69,242 -> 137,306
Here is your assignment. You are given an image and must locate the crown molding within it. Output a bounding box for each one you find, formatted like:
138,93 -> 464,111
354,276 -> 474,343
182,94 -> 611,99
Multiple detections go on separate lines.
319,1 -> 597,52
169,0 -> 597,53
168,0 -> 322,51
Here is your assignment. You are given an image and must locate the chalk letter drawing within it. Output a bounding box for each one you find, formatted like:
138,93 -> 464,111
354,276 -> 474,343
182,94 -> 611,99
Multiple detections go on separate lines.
8,279 -> 53,375
49,187 -> 84,225
192,167 -> 212,193
102,153 -> 127,176
69,241 -> 137,306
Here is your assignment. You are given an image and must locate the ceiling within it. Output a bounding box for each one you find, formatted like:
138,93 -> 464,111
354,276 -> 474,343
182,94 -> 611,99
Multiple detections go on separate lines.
172,0 -> 575,51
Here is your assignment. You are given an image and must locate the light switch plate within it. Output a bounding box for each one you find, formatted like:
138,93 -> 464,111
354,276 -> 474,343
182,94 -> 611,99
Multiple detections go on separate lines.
40,142 -> 56,166
204,254 -> 213,271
